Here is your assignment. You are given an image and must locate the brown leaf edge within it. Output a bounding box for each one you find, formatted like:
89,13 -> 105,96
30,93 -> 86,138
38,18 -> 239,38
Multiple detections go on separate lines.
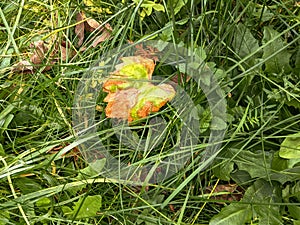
75,11 -> 112,48
75,12 -> 85,47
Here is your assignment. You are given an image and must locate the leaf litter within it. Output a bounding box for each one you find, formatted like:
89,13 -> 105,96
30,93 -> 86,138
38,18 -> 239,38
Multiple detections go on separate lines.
13,39 -> 75,73
13,11 -> 112,73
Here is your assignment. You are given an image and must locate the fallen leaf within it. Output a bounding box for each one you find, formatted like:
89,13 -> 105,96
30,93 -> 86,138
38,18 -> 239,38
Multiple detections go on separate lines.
104,88 -> 139,120
85,17 -> 101,32
58,41 -> 76,61
103,56 -> 155,92
12,60 -> 33,73
129,83 -> 175,121
60,45 -> 68,61
171,73 -> 191,84
75,11 -> 113,48
13,39 -> 75,73
102,56 -> 175,122
29,40 -> 55,71
114,56 -> 155,80
92,24 -> 112,47
169,204 -> 175,212
134,44 -> 159,62
30,40 -> 48,65
103,79 -> 131,93
75,12 -> 85,47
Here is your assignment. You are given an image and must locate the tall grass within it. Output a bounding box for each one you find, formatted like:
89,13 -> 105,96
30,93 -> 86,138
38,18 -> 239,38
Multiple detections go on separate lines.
0,0 -> 299,224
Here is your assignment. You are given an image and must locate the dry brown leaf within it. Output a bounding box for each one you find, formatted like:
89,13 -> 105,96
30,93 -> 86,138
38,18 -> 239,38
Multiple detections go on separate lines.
58,41 -> 76,61
29,40 -> 53,71
75,11 -> 113,48
205,184 -> 244,203
30,40 -> 48,65
85,17 -> 101,32
13,39 -> 75,74
12,60 -> 33,73
60,46 -> 68,61
92,24 -> 112,47
75,12 -> 85,47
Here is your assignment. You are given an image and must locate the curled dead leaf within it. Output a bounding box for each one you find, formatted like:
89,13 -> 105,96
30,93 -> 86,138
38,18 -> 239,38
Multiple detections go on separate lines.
75,12 -> 85,47
12,60 -> 33,73
92,24 -> 112,47
134,44 -> 159,62
58,42 -> 76,61
29,40 -> 53,71
30,40 -> 48,65
75,11 -> 113,47
85,17 -> 101,32
13,39 -> 75,73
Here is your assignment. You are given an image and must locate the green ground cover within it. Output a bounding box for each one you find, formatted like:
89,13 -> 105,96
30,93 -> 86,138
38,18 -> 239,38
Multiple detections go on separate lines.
0,0 -> 300,224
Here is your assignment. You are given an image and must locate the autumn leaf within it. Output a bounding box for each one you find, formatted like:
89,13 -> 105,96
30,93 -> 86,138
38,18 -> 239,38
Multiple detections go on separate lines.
85,17 -> 101,32
102,55 -> 175,122
103,56 -> 155,92
30,40 -> 49,66
171,73 -> 191,84
129,83 -> 175,122
104,88 -> 139,120
12,40 -> 52,73
104,83 -> 175,122
92,24 -> 112,47
134,44 -> 159,62
115,56 -> 154,80
58,40 -> 76,61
